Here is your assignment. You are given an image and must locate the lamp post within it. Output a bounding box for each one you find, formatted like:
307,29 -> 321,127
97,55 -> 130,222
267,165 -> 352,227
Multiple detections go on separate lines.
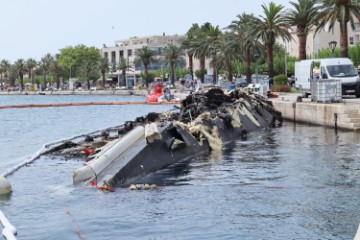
329,41 -> 337,58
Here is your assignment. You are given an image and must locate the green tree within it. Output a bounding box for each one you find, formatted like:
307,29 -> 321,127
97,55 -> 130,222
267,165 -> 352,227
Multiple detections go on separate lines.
216,33 -> 242,81
51,55 -> 63,89
285,0 -> 317,60
162,44 -> 184,86
314,47 -> 341,58
26,58 -> 37,86
249,2 -> 292,79
58,45 -> 101,80
15,59 -> 27,91
174,67 -> 189,80
316,0 -> 360,57
181,24 -> 200,81
349,43 -> 360,66
98,57 -> 109,88
134,46 -> 156,87
116,57 -> 133,87
39,53 -> 54,89
78,59 -> 99,90
286,56 -> 297,76
204,25 -> 222,84
0,59 -> 10,87
228,13 -> 263,83
233,59 -> 246,76
187,22 -> 213,83
8,64 -> 18,87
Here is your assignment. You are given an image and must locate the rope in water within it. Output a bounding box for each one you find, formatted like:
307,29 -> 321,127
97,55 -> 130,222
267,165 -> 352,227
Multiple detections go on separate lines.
0,101 -> 181,109
0,123 -> 126,178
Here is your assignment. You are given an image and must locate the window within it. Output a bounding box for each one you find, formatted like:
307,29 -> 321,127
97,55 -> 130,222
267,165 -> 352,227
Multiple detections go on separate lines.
320,66 -> 327,79
111,51 -> 116,63
104,52 -> 108,61
119,50 -> 124,57
127,49 -> 132,57
350,37 -> 354,45
111,51 -> 116,71
354,22 -> 360,31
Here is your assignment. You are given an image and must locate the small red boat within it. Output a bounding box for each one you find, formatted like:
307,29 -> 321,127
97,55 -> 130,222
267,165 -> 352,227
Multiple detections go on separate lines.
146,83 -> 163,103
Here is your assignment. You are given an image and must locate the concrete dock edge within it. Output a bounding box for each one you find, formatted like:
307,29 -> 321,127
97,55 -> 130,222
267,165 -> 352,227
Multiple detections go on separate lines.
271,99 -> 360,131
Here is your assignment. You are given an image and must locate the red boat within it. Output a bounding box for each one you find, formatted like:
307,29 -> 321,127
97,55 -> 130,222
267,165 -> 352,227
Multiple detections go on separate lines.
146,83 -> 163,103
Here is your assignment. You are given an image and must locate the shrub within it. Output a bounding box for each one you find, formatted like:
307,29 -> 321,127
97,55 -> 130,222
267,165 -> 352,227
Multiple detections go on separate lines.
274,74 -> 288,85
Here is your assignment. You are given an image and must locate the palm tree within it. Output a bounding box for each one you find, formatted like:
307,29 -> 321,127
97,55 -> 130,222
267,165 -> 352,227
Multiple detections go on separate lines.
51,56 -> 63,89
98,57 -> 109,88
162,44 -> 184,86
181,24 -> 200,81
0,59 -> 10,88
228,13 -> 263,83
8,64 -> 19,87
78,60 -> 99,90
285,0 -> 317,60
216,33 -> 242,82
249,2 -> 292,79
26,58 -> 37,86
134,46 -> 156,87
116,57 -> 133,87
15,59 -> 27,91
204,25 -> 222,84
316,0 -> 360,57
39,53 -> 54,90
191,22 -> 213,83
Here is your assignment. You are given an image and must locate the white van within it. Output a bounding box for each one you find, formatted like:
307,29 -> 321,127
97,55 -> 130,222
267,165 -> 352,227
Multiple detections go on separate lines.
295,58 -> 360,98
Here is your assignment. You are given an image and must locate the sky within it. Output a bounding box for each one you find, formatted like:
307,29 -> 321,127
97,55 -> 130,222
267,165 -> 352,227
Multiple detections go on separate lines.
0,0 -> 292,63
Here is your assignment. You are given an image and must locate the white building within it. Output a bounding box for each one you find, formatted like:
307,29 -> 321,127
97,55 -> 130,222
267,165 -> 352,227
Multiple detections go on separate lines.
286,22 -> 360,58
101,34 -> 184,87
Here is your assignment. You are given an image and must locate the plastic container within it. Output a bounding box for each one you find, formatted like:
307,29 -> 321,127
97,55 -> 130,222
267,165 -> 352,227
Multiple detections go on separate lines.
311,79 -> 342,103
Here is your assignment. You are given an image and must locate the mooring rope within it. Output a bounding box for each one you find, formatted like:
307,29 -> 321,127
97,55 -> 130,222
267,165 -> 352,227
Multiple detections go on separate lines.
63,208 -> 85,240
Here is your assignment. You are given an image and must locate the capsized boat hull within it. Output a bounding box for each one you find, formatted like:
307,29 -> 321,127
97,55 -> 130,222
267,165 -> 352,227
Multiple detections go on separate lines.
69,89 -> 282,188
97,97 -> 280,187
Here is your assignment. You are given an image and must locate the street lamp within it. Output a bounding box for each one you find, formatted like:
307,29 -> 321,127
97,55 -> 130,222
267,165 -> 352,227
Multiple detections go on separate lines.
328,41 -> 337,58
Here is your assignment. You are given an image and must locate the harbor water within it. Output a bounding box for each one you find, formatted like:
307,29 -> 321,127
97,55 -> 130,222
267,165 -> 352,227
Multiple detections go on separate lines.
0,94 -> 360,239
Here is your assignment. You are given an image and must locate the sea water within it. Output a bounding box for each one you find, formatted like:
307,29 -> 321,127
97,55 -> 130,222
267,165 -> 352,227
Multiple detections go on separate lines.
0,94 -> 360,240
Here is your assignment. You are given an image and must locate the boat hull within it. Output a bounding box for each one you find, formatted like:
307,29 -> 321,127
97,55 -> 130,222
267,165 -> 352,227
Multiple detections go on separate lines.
68,89 -> 283,188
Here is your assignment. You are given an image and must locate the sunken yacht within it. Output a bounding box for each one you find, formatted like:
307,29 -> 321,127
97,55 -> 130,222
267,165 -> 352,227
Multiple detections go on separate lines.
47,88 -> 282,189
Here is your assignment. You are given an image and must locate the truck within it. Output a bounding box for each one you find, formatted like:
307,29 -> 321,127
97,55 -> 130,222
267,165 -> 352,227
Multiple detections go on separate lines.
295,58 -> 360,98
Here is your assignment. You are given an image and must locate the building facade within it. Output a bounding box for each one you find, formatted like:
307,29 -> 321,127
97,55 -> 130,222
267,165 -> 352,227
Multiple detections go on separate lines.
286,22 -> 360,59
100,34 -> 184,87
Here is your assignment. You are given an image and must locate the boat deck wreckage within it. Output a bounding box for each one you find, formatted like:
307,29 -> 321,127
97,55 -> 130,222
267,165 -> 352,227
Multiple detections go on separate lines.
42,88 -> 282,190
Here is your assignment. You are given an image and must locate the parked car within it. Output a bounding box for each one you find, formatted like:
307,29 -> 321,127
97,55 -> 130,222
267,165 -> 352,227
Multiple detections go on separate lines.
235,78 -> 247,87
